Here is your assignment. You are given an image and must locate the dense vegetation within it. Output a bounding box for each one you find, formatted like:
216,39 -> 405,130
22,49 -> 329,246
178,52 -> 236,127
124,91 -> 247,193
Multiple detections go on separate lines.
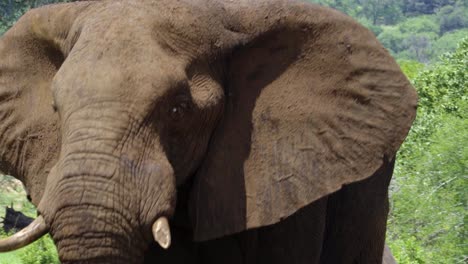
1,0 -> 466,263
0,175 -> 60,264
308,0 -> 468,63
390,39 -> 467,264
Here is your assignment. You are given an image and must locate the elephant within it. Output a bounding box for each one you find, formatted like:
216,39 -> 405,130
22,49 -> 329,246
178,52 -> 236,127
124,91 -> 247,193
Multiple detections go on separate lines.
0,0 -> 417,263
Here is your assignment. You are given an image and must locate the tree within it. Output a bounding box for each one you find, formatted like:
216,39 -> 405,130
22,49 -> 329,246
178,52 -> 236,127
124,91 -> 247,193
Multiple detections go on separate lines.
390,38 -> 467,264
399,15 -> 439,34
1,0 -> 71,35
401,32 -> 438,63
437,4 -> 468,34
432,28 -> 468,61
402,0 -> 457,16
398,59 -> 425,80
378,26 -> 406,53
357,0 -> 403,25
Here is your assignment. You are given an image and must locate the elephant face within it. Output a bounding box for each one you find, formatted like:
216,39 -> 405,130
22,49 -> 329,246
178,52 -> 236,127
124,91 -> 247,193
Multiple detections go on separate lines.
43,4 -> 228,260
0,0 -> 417,263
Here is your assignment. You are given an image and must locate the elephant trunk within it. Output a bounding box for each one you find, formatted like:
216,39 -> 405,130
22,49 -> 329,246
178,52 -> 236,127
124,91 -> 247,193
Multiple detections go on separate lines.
49,202 -> 146,263
32,102 -> 177,263
36,141 -> 176,263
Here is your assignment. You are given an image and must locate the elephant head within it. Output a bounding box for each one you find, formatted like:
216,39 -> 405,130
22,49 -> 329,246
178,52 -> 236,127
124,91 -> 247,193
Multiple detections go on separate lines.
0,0 -> 417,263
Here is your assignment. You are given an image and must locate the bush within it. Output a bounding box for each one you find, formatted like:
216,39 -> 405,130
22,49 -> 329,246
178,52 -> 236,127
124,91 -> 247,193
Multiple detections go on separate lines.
390,38 -> 467,264
378,26 -> 406,53
18,234 -> 60,264
437,4 -> 468,34
378,23 -> 438,62
397,59 -> 425,80
432,29 -> 468,61
408,32 -> 438,60
399,15 -> 439,34
356,17 -> 383,36
390,236 -> 426,264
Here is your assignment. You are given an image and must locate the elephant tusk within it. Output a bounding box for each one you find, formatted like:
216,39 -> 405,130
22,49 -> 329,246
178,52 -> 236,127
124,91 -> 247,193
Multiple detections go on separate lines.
0,215 -> 48,252
152,216 -> 171,249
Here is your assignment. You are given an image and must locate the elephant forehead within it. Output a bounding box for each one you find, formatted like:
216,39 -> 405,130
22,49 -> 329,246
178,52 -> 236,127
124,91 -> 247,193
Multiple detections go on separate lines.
75,0 -> 233,57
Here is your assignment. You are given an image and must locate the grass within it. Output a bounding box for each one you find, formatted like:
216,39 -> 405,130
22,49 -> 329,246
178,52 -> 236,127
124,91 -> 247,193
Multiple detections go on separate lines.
0,251 -> 22,263
0,233 -> 59,264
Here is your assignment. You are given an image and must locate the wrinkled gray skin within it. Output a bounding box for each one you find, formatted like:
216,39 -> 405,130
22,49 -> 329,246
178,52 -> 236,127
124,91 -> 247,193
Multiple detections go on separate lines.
0,0 -> 415,263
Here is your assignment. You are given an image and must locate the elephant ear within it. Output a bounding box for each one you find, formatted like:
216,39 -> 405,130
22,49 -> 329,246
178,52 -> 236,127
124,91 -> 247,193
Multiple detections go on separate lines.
0,2 -> 92,203
189,1 -> 417,241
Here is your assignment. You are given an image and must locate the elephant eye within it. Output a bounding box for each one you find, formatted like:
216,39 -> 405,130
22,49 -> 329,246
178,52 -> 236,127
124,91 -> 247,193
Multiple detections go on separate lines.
170,102 -> 189,120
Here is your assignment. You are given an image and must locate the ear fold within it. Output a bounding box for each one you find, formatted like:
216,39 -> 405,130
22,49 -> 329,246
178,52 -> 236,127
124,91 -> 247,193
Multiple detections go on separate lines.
189,2 -> 417,241
0,2 -> 92,203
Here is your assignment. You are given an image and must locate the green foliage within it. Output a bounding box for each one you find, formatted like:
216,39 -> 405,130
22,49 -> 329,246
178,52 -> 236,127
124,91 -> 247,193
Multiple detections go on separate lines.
401,0 -> 458,16
396,38 -> 467,169
18,235 -> 60,264
0,175 -> 36,218
378,21 -> 439,62
399,16 -> 439,34
358,0 -> 404,25
0,251 -> 22,263
307,0 -> 360,16
432,29 -> 468,59
401,32 -> 439,62
306,0 -> 468,62
416,38 -> 467,116
397,59 -> 425,80
437,3 -> 468,34
390,236 -> 427,264
378,26 -> 405,53
377,14 -> 465,62
0,0 -> 71,36
0,175 -> 59,264
308,0 -> 404,25
0,229 -> 59,264
1,1 -> 30,35
355,17 -> 383,36
390,38 -> 467,264
391,115 -> 467,263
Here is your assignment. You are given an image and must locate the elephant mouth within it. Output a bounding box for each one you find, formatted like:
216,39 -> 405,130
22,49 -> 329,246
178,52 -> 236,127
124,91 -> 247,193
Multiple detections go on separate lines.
0,215 -> 171,253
